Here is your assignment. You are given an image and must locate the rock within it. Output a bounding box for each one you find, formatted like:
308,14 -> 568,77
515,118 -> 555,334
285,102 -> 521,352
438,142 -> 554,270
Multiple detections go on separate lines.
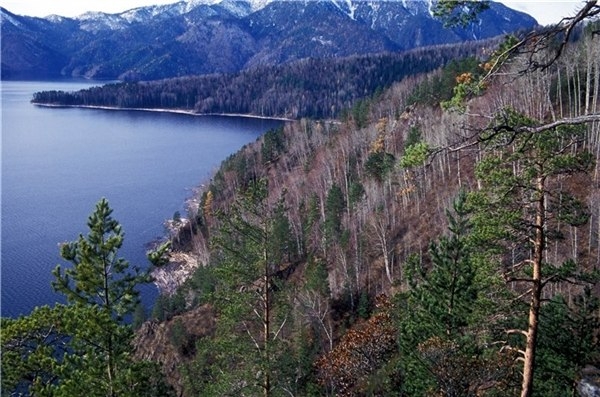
152,252 -> 201,295
578,366 -> 600,397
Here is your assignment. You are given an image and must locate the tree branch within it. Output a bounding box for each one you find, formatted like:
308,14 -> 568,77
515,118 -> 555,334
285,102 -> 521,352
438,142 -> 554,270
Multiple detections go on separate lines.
506,329 -> 529,338
521,1 -> 600,72
518,114 -> 600,134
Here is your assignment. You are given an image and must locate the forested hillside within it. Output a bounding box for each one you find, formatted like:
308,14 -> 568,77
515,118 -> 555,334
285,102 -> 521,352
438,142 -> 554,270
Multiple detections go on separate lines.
3,4 -> 600,397
31,40 -> 496,119
137,18 -> 600,397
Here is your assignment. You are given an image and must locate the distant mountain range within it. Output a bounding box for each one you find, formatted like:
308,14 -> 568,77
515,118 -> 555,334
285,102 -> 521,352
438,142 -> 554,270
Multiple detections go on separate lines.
1,0 -> 537,81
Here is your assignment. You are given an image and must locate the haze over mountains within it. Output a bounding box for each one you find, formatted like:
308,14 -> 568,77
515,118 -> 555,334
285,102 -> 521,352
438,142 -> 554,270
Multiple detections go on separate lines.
1,0 -> 537,81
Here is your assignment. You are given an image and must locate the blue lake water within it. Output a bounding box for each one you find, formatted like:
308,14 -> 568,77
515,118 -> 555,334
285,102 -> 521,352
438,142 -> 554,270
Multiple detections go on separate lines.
1,80 -> 282,318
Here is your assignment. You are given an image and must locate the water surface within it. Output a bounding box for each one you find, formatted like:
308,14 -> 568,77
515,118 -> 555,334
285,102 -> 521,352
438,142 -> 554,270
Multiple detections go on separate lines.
1,80 -> 281,318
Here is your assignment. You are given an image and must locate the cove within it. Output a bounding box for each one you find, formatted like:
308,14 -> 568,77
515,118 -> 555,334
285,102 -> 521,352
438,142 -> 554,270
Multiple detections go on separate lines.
1,80 -> 283,318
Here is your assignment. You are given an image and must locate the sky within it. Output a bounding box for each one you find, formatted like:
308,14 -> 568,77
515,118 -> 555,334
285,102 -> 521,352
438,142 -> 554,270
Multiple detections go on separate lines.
0,0 -> 586,26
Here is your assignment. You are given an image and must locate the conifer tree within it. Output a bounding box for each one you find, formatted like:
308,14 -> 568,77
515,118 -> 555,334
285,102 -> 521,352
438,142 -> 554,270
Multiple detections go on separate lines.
396,191 -> 515,396
324,183 -> 345,243
53,198 -> 151,320
196,179 -> 296,397
52,198 -> 153,395
2,199 -> 173,397
470,110 -> 596,397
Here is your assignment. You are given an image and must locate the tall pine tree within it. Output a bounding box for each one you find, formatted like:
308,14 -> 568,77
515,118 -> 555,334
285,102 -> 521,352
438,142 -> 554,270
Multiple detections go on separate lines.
470,109 -> 596,397
2,199 -> 173,397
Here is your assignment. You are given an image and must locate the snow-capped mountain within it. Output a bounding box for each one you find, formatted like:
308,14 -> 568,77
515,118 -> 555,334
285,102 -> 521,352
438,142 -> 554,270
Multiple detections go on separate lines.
1,1 -> 537,80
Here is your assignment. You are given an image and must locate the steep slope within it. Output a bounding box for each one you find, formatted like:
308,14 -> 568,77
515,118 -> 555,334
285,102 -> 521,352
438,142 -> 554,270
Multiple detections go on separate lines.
134,29 -> 600,395
0,9 -> 74,79
1,1 -> 537,80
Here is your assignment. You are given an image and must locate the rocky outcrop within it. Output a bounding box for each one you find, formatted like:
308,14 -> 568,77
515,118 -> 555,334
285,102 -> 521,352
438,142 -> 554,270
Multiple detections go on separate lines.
151,251 -> 201,296
133,304 -> 215,395
579,366 -> 600,397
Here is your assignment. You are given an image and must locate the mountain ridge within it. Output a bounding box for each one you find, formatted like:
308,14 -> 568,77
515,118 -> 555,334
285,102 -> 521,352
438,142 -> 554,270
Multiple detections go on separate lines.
1,0 -> 537,80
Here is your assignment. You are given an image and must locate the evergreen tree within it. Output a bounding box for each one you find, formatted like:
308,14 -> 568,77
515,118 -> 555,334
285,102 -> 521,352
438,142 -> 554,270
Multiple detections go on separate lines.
324,184 -> 345,243
53,198 -> 151,320
534,288 -> 600,396
396,191 -> 515,396
270,196 -> 293,264
1,199 -> 174,397
193,179 -> 297,396
469,109 -> 596,397
52,198 -> 153,395
261,127 -> 285,164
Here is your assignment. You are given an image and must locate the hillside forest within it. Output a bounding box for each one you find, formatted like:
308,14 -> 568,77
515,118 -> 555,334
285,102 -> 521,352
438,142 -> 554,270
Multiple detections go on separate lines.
31,40 -> 499,120
3,3 -> 600,397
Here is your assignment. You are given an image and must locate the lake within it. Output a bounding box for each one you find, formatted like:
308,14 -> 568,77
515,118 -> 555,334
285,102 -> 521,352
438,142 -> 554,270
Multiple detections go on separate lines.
1,80 -> 282,318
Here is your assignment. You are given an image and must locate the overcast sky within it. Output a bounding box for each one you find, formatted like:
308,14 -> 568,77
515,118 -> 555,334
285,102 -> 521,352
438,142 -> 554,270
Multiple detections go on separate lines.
0,0 -> 585,26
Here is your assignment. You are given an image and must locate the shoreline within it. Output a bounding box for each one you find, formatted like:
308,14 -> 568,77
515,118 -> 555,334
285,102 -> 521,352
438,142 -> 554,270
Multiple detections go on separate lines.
32,103 -> 294,122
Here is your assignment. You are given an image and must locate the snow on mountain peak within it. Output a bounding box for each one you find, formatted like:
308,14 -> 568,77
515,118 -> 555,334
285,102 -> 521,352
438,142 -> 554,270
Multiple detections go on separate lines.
1,9 -> 23,27
247,0 -> 274,12
185,0 -> 222,12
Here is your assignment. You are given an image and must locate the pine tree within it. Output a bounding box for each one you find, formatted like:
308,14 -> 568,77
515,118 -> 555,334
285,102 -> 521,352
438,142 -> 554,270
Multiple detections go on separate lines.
2,199 -> 174,397
324,184 -> 345,243
396,191 -> 514,396
196,179 -> 296,397
52,198 -> 153,396
470,109 -> 596,397
53,198 -> 150,320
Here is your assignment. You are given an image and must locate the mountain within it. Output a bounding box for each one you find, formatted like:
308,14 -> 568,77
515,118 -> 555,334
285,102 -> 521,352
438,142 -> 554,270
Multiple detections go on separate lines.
1,0 -> 537,80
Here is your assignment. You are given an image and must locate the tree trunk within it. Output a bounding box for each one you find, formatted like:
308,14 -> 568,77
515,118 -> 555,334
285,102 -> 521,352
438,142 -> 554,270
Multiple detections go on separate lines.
520,176 -> 546,397
263,226 -> 271,397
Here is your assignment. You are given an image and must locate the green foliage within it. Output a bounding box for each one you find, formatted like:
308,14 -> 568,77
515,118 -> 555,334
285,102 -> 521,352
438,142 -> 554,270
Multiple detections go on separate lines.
192,178 -> 300,395
290,329 -> 323,395
181,264 -> 218,307
151,294 -> 167,321
399,141 -> 430,168
469,108 -> 596,396
2,199 -> 174,396
304,257 -> 331,297
440,75 -> 485,111
395,192 -> 513,395
401,191 -> 478,337
132,302 -> 147,330
433,0 -> 490,27
262,126 -> 285,164
471,109 -> 594,253
440,36 -> 519,111
169,318 -> 194,356
147,240 -> 171,268
405,125 -> 422,148
324,184 -> 345,242
358,290 -> 370,319
535,289 -> 600,396
52,198 -> 151,320
351,99 -> 371,128
408,57 -> 481,107
364,151 -> 396,181
152,291 -> 188,322
2,302 -> 168,397
348,181 -> 365,207
270,197 -> 293,264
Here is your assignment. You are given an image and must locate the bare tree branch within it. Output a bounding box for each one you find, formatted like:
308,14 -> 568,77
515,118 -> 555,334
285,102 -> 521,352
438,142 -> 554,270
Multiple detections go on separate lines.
520,1 -> 600,72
